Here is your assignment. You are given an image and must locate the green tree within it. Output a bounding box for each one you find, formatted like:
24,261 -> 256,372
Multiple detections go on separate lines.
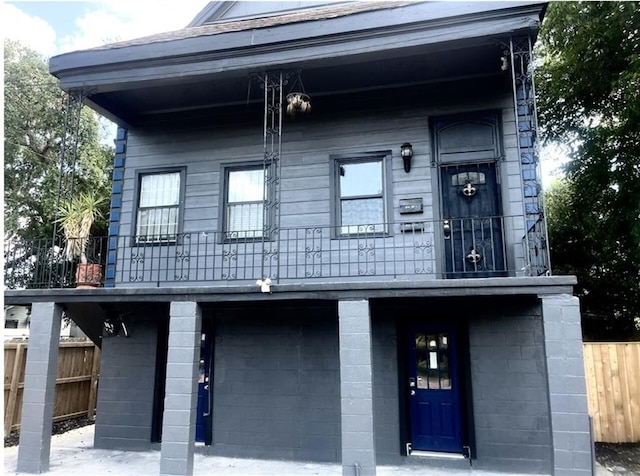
4,39 -> 113,241
537,2 -> 640,339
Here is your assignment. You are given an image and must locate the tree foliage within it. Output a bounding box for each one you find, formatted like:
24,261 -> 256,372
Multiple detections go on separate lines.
4,39 -> 113,241
537,2 -> 640,339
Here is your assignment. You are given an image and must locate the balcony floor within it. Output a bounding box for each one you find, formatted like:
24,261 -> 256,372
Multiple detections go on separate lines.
4,276 -> 576,306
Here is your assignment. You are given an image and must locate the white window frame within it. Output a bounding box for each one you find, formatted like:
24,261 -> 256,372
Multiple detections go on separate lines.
331,153 -> 391,236
222,164 -> 269,240
134,169 -> 184,243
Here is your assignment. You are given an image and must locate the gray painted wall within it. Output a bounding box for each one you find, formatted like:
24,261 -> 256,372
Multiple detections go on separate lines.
94,320 -> 159,450
371,313 -> 401,463
112,77 -> 528,286
208,305 -> 341,462
468,298 -> 552,473
89,297 -> 556,472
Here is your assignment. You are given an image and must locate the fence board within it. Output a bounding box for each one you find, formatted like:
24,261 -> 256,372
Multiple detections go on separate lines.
3,340 -> 100,437
584,342 -> 640,443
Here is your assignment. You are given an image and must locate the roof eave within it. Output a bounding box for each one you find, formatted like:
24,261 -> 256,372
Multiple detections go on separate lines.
50,1 -> 546,92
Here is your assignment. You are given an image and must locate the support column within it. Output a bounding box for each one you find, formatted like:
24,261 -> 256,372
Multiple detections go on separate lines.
338,300 -> 376,476
160,302 -> 202,476
17,302 -> 62,473
541,294 -> 592,476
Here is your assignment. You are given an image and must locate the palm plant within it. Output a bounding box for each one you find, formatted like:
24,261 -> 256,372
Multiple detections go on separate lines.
56,192 -> 106,264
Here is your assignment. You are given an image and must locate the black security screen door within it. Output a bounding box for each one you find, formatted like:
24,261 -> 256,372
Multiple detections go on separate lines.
440,162 -> 506,278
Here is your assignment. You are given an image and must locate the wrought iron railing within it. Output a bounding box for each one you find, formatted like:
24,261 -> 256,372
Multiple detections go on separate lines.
522,216 -> 550,276
4,236 -> 107,290
5,216 -> 541,289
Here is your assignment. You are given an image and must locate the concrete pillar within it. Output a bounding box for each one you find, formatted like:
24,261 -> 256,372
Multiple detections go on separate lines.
338,300 -> 376,476
17,302 -> 62,473
541,294 -> 592,476
160,302 -> 202,476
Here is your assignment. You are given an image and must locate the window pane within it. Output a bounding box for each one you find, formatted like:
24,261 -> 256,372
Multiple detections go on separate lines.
341,198 -> 384,227
140,172 -> 180,207
227,203 -> 263,237
339,161 -> 382,197
136,207 -> 178,238
228,169 -> 265,202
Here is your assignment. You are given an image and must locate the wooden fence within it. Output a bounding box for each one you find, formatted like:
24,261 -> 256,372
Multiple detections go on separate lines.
584,342 -> 640,443
4,340 -> 101,437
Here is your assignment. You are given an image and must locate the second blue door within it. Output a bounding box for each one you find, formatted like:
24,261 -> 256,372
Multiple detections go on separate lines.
408,325 -> 463,453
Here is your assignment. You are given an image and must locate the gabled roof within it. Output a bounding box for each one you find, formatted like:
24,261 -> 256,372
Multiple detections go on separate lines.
87,1 -> 413,51
188,1 -> 351,27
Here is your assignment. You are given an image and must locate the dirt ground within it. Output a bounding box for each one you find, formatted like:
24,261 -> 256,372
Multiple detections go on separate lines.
4,416 -> 94,447
5,420 -> 640,474
596,443 -> 640,475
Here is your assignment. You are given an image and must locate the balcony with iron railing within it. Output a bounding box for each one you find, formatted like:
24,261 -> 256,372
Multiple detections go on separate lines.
4,216 -> 549,290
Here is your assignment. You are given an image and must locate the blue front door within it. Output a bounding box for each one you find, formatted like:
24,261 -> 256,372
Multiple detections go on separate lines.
408,325 -> 463,453
195,325 -> 213,444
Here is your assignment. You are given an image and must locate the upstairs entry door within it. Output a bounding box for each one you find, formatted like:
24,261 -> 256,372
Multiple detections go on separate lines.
440,162 -> 506,278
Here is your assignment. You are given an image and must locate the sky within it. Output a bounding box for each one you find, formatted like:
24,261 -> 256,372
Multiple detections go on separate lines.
2,0 -> 211,58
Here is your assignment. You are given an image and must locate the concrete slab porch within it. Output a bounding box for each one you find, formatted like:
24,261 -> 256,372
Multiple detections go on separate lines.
3,424 -> 578,476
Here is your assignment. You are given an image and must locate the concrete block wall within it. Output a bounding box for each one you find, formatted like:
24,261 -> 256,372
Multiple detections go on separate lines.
541,295 -> 592,476
160,301 -> 202,476
468,299 -> 552,473
95,320 -> 159,450
210,306 -> 341,462
371,314 -> 400,463
338,300 -> 376,476
16,302 -> 62,473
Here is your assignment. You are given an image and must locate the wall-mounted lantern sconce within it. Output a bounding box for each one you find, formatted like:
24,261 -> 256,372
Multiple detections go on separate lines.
400,143 -> 413,173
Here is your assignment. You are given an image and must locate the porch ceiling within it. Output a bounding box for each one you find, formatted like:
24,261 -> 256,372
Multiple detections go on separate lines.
89,39 -> 505,126
49,1 -> 546,127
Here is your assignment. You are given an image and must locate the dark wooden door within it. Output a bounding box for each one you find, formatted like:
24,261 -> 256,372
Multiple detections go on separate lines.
440,162 -> 506,278
408,325 -> 463,453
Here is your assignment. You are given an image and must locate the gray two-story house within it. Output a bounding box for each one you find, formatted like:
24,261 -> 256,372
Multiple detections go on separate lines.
5,2 -> 593,475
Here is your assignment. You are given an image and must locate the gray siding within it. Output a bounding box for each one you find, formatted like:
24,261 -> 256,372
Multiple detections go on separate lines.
209,306 -> 341,462
94,320 -> 159,450
113,78 -> 528,286
469,299 -> 552,473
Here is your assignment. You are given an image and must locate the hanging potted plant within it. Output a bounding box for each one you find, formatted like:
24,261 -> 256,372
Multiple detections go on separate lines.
56,191 -> 107,288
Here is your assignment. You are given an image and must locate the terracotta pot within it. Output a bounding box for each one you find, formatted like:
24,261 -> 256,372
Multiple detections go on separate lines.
76,263 -> 102,288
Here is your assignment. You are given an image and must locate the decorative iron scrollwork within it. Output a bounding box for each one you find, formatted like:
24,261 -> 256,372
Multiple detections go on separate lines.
130,251 -> 144,263
466,248 -> 482,264
175,251 -> 190,262
222,249 -> 238,262
305,246 -> 322,259
263,247 -> 279,262
414,242 -> 433,255
358,243 -> 375,256
358,268 -> 376,276
462,181 -> 477,197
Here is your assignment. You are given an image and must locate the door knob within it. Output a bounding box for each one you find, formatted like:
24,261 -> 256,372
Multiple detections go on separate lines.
443,220 -> 451,239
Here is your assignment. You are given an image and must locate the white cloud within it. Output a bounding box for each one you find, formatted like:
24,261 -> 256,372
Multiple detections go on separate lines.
2,3 -> 57,57
3,1 -> 210,57
57,0 -> 209,54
